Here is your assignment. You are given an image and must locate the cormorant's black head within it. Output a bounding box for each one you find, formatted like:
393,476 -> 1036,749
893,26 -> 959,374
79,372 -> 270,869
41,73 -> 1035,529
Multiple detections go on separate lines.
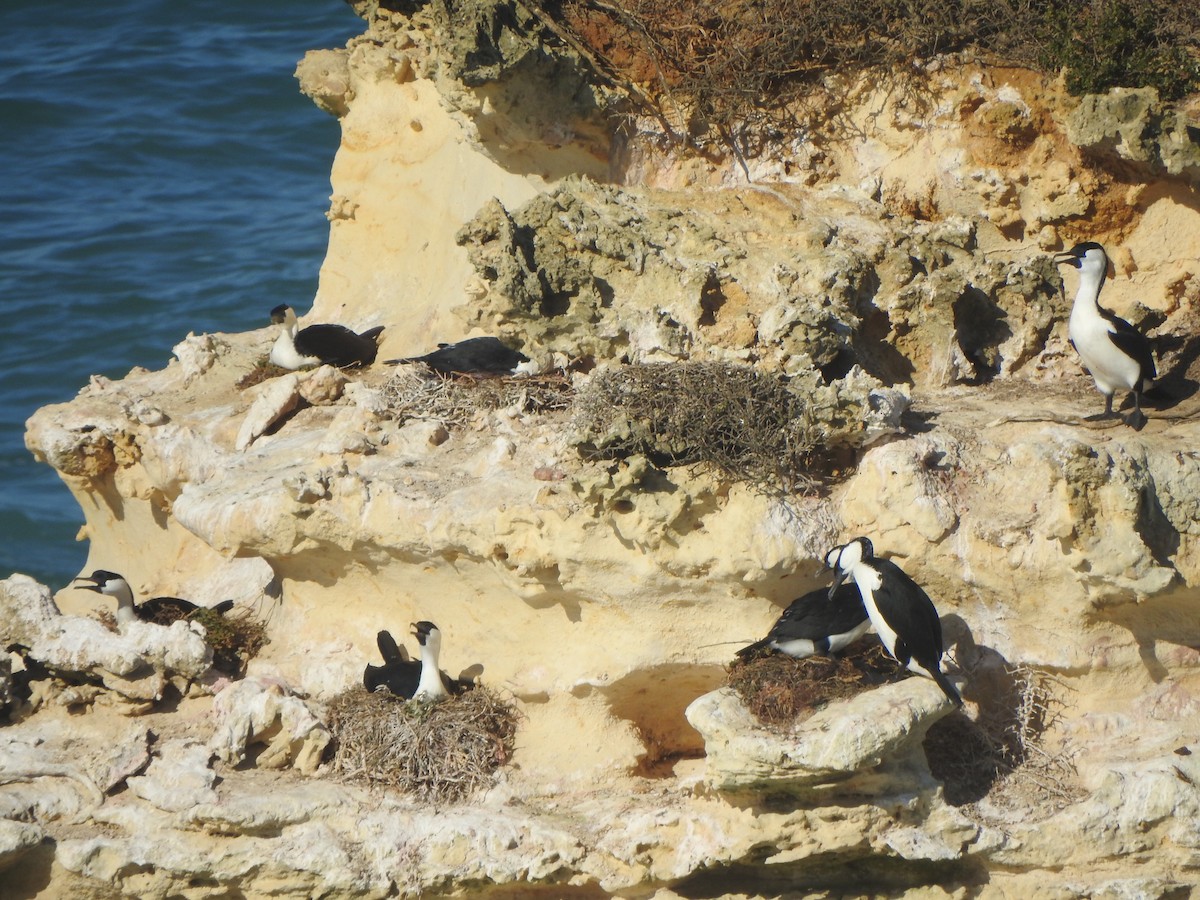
269,304 -> 292,325
412,620 -> 439,646
1053,241 -> 1107,270
73,569 -> 123,593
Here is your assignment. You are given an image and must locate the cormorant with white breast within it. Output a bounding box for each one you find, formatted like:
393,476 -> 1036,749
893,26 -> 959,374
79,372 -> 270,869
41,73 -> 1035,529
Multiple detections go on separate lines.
74,570 -> 234,628
269,304 -> 384,370
364,622 -> 471,700
413,620 -> 454,701
1054,241 -> 1156,430
389,336 -> 534,376
827,538 -> 962,707
736,581 -> 871,660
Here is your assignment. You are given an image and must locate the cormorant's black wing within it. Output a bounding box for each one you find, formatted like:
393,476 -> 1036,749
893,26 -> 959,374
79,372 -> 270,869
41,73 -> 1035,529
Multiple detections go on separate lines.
376,630 -> 409,664
769,584 -> 868,641
869,559 -> 945,662
137,596 -> 200,625
295,324 -> 380,368
1102,311 -> 1157,382
737,583 -> 868,659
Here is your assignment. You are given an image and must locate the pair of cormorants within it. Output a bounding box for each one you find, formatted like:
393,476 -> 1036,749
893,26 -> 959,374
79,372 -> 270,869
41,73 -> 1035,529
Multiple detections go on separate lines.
738,537 -> 962,707
267,304 -> 530,376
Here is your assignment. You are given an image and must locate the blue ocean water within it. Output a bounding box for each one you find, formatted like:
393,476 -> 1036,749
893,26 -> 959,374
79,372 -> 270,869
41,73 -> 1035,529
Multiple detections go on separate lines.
0,0 -> 363,588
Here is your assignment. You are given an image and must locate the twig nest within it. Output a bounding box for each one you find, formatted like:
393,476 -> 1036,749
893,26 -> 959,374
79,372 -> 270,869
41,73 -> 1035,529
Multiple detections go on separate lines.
325,686 -> 520,803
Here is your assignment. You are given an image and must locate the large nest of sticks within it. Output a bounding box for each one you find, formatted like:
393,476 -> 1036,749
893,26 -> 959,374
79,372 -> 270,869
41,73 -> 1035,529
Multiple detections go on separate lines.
573,362 -> 827,493
378,368 -> 574,428
728,640 -> 908,726
324,686 -> 520,803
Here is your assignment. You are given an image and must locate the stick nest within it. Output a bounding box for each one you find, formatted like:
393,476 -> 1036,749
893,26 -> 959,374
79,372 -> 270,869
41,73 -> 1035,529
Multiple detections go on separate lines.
574,362 -> 825,493
236,359 -> 290,390
728,640 -> 908,726
324,686 -> 521,803
378,368 -> 574,428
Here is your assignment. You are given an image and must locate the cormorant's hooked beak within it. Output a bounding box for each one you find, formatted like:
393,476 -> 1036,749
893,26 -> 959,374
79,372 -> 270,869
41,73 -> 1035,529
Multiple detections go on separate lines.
1053,251 -> 1080,268
828,568 -> 849,600
73,576 -> 101,593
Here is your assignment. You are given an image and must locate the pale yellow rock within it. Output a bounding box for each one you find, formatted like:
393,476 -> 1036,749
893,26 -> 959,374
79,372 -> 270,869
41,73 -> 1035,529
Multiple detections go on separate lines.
14,4 -> 1200,897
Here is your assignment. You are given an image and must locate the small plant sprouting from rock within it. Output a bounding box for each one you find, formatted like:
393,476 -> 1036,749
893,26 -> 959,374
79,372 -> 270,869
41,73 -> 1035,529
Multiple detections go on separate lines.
573,362 -> 825,494
325,686 -> 521,803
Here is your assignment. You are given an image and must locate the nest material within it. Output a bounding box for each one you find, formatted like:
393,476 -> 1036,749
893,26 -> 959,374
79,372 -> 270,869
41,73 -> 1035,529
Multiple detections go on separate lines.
573,362 -> 823,493
188,608 -> 269,677
727,640 -> 908,726
236,360 -> 291,390
923,665 -> 1081,812
379,368 -> 573,427
325,686 -> 520,803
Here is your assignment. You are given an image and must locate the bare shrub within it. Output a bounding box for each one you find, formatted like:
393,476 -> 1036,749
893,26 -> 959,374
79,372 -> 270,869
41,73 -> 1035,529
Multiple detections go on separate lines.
534,0 -> 1200,139
325,686 -> 521,803
923,664 -> 1082,812
572,361 -> 825,493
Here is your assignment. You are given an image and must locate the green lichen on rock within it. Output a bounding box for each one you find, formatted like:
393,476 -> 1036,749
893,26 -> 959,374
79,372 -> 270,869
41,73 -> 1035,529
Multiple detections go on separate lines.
1066,87 -> 1200,183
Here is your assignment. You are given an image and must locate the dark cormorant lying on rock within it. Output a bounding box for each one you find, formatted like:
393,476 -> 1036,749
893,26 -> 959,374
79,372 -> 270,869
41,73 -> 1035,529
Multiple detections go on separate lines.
389,336 -> 532,376
736,581 -> 871,660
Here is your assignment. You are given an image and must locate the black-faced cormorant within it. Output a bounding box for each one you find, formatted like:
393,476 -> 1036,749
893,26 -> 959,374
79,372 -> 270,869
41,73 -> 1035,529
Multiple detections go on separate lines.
1054,241 -> 1156,430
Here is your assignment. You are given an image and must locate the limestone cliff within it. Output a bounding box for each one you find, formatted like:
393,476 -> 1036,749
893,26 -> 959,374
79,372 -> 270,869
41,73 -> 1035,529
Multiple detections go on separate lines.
6,1 -> 1200,898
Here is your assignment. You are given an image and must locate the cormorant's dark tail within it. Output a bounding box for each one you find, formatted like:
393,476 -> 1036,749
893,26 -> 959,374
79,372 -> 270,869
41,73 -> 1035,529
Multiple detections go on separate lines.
212,599 -> 235,615
361,326 -> 384,344
363,663 -> 384,693
932,668 -> 963,707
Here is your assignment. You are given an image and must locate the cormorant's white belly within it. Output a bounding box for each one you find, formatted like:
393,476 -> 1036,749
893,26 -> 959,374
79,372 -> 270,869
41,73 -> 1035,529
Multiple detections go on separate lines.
851,564 -> 898,656
1069,312 -> 1140,394
270,333 -> 318,370
826,618 -> 872,653
773,637 -> 818,658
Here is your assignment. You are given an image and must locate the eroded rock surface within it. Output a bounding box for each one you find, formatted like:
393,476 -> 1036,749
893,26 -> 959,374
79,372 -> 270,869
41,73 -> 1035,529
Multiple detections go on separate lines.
10,0 -> 1200,897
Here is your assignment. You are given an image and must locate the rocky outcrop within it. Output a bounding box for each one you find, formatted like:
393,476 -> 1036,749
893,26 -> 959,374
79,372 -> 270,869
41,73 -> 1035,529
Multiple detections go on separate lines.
686,680 -> 957,798
10,0 -> 1200,897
